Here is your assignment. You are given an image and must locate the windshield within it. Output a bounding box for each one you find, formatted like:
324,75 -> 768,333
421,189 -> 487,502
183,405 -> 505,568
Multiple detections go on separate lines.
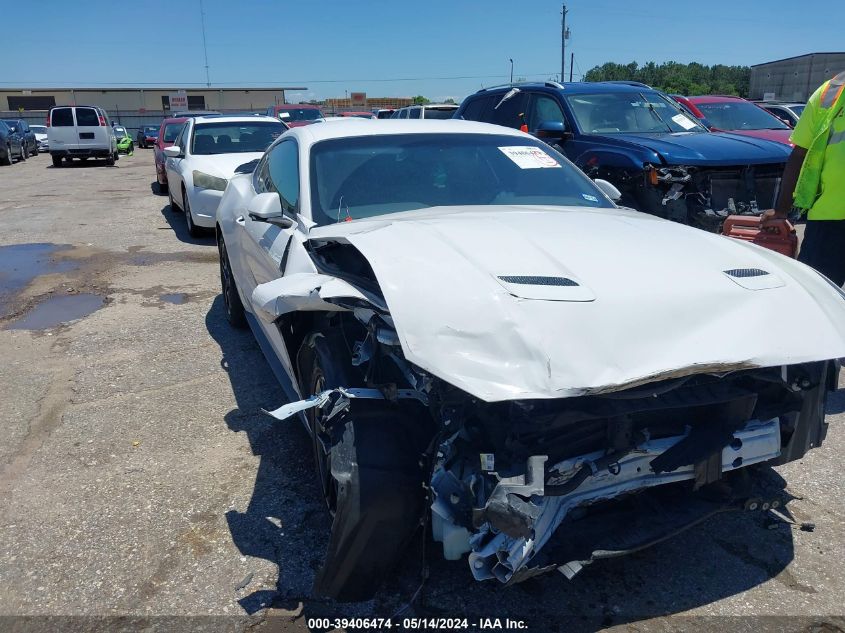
143,126 -> 158,134
279,108 -> 322,122
191,121 -> 286,155
566,92 -> 707,134
30,125 -> 47,134
2,120 -> 17,131
791,105 -> 805,116
309,133 -> 614,225
696,101 -> 789,131
163,123 -> 184,142
114,127 -> 127,138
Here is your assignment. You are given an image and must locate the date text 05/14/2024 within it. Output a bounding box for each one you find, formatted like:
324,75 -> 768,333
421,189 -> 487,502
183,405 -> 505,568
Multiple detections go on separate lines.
305,617 -> 529,630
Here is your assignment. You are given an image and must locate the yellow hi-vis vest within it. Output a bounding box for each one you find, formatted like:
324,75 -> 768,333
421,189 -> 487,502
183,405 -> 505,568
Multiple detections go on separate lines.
794,71 -> 845,210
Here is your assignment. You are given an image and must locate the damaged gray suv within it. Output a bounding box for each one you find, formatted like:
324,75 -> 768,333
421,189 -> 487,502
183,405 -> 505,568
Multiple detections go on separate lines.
215,119 -> 845,601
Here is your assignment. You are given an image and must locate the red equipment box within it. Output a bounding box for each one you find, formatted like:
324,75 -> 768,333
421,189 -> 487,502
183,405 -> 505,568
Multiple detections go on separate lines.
721,215 -> 798,258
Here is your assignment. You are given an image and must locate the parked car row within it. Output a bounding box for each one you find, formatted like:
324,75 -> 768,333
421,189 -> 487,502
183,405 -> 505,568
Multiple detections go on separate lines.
0,118 -> 39,165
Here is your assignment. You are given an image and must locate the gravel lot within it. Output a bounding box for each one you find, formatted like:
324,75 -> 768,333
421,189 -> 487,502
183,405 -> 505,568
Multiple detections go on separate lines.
0,151 -> 843,633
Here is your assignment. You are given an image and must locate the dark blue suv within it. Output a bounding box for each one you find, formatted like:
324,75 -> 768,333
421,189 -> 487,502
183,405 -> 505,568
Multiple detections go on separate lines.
456,81 -> 792,231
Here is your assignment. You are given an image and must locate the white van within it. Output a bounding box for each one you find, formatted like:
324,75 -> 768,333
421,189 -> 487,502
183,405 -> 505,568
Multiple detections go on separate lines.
47,106 -> 118,167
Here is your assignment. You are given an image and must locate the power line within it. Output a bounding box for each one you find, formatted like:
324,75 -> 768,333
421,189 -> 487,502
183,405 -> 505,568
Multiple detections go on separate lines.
0,72 -> 565,87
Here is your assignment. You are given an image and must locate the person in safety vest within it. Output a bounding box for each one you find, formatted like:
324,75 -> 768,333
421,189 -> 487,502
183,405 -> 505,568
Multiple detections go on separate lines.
762,70 -> 845,286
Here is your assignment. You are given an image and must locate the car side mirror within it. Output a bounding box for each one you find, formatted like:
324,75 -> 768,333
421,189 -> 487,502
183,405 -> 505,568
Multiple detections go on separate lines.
247,192 -> 294,228
163,146 -> 181,158
535,120 -> 573,141
593,178 -> 622,202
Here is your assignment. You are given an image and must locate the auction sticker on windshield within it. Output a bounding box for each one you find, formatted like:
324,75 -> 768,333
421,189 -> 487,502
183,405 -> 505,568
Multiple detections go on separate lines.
671,113 -> 697,130
499,146 -> 561,169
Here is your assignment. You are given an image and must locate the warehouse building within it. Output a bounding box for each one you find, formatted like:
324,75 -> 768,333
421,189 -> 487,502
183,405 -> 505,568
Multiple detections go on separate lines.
0,86 -> 307,113
750,52 -> 845,102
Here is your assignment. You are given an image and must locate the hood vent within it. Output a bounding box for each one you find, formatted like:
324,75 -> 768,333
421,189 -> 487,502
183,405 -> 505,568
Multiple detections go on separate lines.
724,268 -> 769,278
495,274 -> 594,302
498,275 -> 579,287
723,267 -> 784,291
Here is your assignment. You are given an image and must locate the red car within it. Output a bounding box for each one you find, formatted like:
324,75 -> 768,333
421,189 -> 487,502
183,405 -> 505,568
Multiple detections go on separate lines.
264,104 -> 324,127
154,117 -> 188,192
673,95 -> 793,146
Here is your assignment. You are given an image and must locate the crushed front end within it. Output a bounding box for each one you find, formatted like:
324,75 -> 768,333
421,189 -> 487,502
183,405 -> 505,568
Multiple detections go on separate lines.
428,361 -> 833,583
622,163 -> 785,232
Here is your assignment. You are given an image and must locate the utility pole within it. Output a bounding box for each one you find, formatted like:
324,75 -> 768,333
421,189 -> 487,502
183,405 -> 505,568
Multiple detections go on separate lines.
199,0 -> 211,87
561,3 -> 568,82
570,52 -> 574,82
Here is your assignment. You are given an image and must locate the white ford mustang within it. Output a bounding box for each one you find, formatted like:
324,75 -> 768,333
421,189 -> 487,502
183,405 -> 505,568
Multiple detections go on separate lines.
164,115 -> 287,236
215,120 -> 845,602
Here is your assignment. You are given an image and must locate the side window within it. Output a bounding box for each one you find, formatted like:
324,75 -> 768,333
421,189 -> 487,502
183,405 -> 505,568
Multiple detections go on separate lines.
75,107 -> 99,127
408,107 -> 421,119
51,107 -> 74,127
253,155 -> 272,193
489,91 -> 529,129
267,141 -> 299,213
458,95 -> 496,122
527,94 -> 567,132
399,109 -> 409,119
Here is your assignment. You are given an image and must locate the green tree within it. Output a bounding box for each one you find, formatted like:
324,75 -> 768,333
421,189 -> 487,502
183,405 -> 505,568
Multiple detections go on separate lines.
584,61 -> 751,96
413,95 -> 431,105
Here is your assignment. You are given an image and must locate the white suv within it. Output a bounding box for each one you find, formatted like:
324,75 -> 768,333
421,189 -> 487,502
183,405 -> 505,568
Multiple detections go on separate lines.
47,106 -> 118,167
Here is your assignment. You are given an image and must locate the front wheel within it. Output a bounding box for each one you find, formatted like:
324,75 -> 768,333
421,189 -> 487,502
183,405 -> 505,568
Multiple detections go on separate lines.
20,144 -> 27,161
298,331 -> 430,602
32,143 -> 38,156
1,146 -> 12,166
51,154 -> 62,167
183,190 -> 202,237
217,234 -> 247,328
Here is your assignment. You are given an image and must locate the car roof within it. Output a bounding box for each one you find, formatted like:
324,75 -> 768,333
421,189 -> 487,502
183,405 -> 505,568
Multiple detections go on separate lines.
162,117 -> 189,124
474,81 -> 660,96
192,115 -> 281,125
275,104 -> 322,110
287,119 -> 531,147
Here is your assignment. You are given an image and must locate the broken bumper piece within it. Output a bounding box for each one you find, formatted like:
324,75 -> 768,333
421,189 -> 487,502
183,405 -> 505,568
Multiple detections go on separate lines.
264,387 -> 428,421
432,418 -> 781,584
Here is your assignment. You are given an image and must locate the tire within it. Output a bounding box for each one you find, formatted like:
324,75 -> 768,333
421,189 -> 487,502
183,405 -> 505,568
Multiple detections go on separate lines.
298,331 -> 430,602
105,153 -> 114,166
159,180 -> 169,194
168,186 -> 180,212
51,154 -> 62,168
128,142 -> 134,153
32,143 -> 38,156
20,144 -> 27,161
183,189 -> 202,237
1,146 -> 11,166
217,234 -> 247,328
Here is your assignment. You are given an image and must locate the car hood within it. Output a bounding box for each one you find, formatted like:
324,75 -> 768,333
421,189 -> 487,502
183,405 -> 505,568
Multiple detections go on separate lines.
189,153 -> 265,178
717,128 -> 793,145
307,205 -> 845,401
590,131 -> 791,166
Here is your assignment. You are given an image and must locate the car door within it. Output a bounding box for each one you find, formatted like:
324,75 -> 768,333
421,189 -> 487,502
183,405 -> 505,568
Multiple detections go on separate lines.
165,122 -> 189,206
48,107 -> 76,151
237,139 -> 301,297
525,92 -> 583,163
74,106 -> 104,150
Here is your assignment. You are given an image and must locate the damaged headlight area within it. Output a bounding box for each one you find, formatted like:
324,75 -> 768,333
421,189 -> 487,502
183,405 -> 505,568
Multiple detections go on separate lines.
637,163 -> 784,232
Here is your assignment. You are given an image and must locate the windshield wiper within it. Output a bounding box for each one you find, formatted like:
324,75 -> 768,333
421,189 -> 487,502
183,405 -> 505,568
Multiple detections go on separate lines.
639,92 -> 673,132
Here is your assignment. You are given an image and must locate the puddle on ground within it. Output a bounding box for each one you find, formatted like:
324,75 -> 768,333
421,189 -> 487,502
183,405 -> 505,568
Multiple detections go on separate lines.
0,243 -> 78,317
6,293 -> 105,330
159,293 -> 188,305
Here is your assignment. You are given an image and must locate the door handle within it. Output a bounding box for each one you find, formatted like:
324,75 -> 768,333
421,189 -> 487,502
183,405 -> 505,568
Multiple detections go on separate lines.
235,215 -> 246,226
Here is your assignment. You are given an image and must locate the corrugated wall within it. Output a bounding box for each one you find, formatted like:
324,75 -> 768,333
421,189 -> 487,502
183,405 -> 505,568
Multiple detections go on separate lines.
750,53 -> 845,101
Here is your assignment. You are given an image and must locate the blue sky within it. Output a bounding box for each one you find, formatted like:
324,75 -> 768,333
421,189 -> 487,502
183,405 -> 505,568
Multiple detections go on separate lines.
8,0 -> 844,102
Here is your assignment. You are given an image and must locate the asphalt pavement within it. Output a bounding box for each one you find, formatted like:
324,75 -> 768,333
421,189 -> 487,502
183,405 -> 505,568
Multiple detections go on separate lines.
0,151 -> 842,633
